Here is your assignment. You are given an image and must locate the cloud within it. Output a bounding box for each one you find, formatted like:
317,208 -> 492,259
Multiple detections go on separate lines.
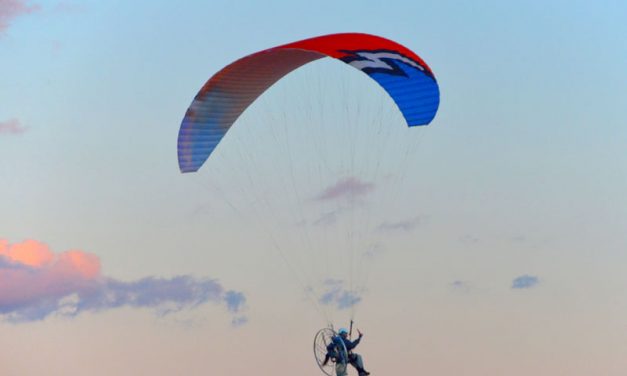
231,316 -> 248,327
450,280 -> 471,293
511,275 -> 539,289
377,217 -> 422,232
312,210 -> 339,226
0,118 -> 28,135
509,235 -> 527,243
318,279 -> 362,310
0,0 -> 39,35
223,290 -> 246,313
459,234 -> 480,245
0,239 -> 246,324
362,242 -> 385,259
314,177 -> 375,201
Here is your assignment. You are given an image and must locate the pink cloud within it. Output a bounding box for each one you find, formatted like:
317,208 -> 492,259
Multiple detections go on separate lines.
0,239 -> 54,267
0,0 -> 39,35
0,240 -> 102,314
314,177 -> 375,201
0,118 -> 28,134
0,239 -> 246,324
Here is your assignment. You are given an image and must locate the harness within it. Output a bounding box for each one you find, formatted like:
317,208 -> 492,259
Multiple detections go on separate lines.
327,336 -> 349,365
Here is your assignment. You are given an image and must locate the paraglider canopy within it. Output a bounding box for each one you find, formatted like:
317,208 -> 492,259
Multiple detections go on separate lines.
176,35 -> 442,374
178,33 -> 440,173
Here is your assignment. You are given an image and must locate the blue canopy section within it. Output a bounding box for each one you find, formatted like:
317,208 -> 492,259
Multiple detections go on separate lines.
366,61 -> 440,126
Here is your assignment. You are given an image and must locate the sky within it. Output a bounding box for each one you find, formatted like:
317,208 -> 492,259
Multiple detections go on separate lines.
1,0 -> 627,375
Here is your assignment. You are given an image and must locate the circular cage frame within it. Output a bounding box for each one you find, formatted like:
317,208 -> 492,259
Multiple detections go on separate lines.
314,327 -> 348,376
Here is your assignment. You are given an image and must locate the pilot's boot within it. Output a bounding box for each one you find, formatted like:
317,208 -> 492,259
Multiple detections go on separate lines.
354,364 -> 370,375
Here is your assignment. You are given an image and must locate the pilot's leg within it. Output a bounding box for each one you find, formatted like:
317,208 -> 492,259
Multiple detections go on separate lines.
335,362 -> 348,376
349,354 -> 369,375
